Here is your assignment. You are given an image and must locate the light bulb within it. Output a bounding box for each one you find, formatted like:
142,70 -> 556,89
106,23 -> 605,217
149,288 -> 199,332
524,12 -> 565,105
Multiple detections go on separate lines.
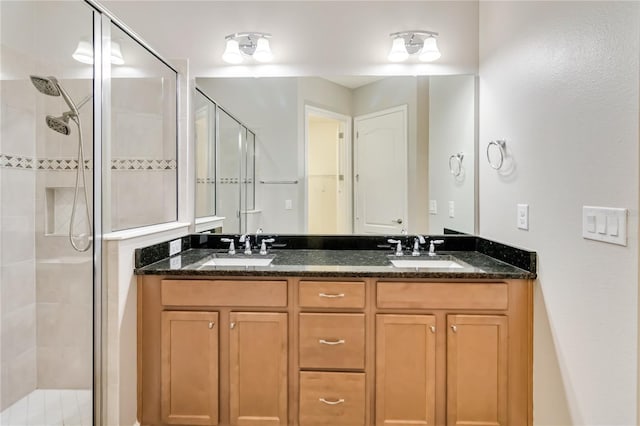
72,39 -> 94,64
253,37 -> 273,62
222,38 -> 243,64
387,37 -> 409,62
72,38 -> 125,65
419,36 -> 441,62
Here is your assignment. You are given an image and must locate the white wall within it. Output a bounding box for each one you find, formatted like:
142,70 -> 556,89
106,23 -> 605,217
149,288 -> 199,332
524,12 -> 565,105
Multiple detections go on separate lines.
428,75 -> 475,234
479,2 -> 639,425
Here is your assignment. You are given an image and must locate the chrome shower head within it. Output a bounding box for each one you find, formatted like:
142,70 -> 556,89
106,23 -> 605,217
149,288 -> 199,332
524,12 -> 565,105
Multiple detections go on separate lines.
30,75 -> 61,97
46,114 -> 71,136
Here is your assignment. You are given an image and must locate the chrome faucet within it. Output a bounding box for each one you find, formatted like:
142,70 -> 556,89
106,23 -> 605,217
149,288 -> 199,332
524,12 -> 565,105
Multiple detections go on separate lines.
428,239 -> 444,256
388,239 -> 403,256
239,234 -> 252,255
412,235 -> 426,256
220,237 -> 236,255
259,238 -> 275,255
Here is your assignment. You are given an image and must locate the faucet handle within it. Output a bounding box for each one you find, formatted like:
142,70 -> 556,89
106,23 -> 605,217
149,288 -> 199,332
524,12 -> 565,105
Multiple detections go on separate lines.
428,239 -> 444,256
260,238 -> 275,255
220,237 -> 236,255
387,239 -> 403,256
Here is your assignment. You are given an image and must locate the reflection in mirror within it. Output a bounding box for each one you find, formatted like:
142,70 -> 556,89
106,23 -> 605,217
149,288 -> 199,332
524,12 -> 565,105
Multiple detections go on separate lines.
196,75 -> 476,235
194,88 -> 216,218
110,23 -> 177,231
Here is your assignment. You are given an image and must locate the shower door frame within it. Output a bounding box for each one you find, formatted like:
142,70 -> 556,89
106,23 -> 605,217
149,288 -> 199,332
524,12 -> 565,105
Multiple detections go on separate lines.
84,1 -> 181,424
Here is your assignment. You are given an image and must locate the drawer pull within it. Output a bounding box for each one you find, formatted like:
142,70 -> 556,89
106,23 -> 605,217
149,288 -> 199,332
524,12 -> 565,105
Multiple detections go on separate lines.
319,398 -> 345,405
318,292 -> 345,298
319,339 -> 345,345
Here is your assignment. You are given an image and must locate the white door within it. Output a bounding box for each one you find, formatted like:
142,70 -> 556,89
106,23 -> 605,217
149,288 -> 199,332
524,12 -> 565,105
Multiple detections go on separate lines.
354,106 -> 407,234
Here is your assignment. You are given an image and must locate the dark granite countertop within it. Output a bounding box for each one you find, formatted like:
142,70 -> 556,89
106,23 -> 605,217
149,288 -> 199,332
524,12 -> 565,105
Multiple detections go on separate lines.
135,246 -> 536,280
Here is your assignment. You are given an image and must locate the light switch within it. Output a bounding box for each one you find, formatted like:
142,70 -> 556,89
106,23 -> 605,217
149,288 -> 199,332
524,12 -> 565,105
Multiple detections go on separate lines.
607,215 -> 619,236
285,199 -> 293,210
596,214 -> 607,234
582,206 -> 627,246
429,200 -> 438,215
517,204 -> 529,230
448,201 -> 455,218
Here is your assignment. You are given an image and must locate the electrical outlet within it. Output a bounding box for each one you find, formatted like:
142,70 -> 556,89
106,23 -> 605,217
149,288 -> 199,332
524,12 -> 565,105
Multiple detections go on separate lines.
517,204 -> 529,230
448,201 -> 455,218
285,199 -> 293,210
169,239 -> 182,256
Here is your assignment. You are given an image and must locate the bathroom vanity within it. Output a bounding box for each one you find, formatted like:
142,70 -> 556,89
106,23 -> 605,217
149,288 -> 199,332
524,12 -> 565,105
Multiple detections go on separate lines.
135,235 -> 535,426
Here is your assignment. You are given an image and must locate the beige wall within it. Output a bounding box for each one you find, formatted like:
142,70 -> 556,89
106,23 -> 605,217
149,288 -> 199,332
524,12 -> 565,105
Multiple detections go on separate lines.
478,2 -> 639,424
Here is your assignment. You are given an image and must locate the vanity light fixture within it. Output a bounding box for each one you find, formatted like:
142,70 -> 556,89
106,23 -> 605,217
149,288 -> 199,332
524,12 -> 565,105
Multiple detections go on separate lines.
72,38 -> 125,65
387,30 -> 441,62
222,32 -> 273,64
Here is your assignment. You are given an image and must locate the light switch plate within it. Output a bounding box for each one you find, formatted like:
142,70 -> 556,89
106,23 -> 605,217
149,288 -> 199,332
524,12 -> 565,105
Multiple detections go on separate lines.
582,206 -> 627,246
285,199 -> 293,210
517,204 -> 529,230
429,200 -> 437,215
169,239 -> 182,256
448,201 -> 455,218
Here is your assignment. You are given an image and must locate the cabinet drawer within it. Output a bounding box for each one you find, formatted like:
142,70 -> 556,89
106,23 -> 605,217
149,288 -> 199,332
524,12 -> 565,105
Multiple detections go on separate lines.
299,313 -> 365,369
161,279 -> 287,307
299,281 -> 365,309
377,281 -> 508,310
299,372 -> 365,426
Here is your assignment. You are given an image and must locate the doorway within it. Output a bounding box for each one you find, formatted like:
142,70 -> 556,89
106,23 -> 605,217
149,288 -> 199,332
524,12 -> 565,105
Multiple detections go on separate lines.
305,106 -> 352,234
354,105 -> 408,234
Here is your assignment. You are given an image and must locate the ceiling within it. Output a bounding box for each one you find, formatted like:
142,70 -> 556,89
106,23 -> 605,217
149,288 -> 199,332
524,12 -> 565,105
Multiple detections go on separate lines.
99,1 -> 480,78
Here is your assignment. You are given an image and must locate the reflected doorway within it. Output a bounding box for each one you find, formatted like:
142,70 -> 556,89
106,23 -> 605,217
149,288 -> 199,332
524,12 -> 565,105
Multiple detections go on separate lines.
304,106 -> 352,234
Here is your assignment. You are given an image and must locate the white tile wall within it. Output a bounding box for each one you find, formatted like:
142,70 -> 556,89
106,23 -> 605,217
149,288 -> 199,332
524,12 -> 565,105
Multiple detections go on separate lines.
0,389 -> 92,426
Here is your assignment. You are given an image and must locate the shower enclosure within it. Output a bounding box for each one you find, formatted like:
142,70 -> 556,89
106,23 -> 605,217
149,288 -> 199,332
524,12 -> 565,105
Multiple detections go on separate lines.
0,1 -> 178,424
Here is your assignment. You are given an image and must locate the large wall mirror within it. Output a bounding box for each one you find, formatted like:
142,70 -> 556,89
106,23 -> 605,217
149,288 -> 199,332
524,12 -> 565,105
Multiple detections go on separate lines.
196,74 -> 476,235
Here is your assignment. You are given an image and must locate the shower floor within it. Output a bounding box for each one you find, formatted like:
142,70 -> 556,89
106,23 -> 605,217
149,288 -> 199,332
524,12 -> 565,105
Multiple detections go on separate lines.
0,389 -> 91,426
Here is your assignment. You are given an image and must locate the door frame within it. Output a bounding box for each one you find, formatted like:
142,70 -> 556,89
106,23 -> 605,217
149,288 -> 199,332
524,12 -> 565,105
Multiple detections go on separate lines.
303,105 -> 353,233
353,104 -> 408,234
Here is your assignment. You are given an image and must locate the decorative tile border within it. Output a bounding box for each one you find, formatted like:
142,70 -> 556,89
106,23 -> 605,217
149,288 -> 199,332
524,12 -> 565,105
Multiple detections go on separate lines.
37,159 -> 92,170
111,159 -> 176,171
1,154 -> 175,171
0,154 -> 35,169
196,177 -> 254,184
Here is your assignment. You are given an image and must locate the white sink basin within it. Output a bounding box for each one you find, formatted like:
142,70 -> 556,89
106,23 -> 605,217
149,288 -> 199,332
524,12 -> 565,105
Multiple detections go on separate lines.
390,259 -> 464,269
202,257 -> 273,267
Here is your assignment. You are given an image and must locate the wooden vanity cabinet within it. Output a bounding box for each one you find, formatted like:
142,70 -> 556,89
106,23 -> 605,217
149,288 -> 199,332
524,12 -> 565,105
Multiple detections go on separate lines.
375,280 -> 531,426
138,277 -> 288,426
139,276 -> 532,426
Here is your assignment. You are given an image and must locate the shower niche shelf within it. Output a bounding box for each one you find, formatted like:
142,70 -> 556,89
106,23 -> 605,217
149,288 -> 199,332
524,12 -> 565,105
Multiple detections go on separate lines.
45,187 -> 89,236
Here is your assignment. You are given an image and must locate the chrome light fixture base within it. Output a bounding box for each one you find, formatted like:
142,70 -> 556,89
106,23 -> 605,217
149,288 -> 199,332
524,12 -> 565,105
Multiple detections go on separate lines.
223,32 -> 273,63
388,30 -> 440,62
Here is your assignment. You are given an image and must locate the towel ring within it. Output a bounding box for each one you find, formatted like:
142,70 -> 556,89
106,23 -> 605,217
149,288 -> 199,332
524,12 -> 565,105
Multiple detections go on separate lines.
486,140 -> 506,170
448,152 -> 464,176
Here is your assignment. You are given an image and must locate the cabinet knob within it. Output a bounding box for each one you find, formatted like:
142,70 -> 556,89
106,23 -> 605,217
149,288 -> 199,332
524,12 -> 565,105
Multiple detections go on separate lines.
319,339 -> 345,345
451,325 -> 457,333
208,322 -> 215,329
319,398 -> 345,405
429,325 -> 436,333
230,322 -> 236,329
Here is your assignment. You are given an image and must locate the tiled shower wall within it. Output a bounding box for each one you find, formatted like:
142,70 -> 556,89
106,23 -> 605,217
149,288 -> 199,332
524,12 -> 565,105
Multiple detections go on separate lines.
0,45 -> 38,411
110,78 -> 177,231
1,44 -> 94,410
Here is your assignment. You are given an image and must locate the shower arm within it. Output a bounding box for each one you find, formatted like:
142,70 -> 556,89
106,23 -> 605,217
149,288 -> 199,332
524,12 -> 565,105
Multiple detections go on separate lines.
75,94 -> 92,111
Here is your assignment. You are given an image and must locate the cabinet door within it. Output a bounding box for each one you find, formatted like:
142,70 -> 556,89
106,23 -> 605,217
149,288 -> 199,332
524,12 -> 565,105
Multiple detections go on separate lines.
161,311 -> 219,425
447,315 -> 508,426
375,314 -> 436,426
229,312 -> 288,426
